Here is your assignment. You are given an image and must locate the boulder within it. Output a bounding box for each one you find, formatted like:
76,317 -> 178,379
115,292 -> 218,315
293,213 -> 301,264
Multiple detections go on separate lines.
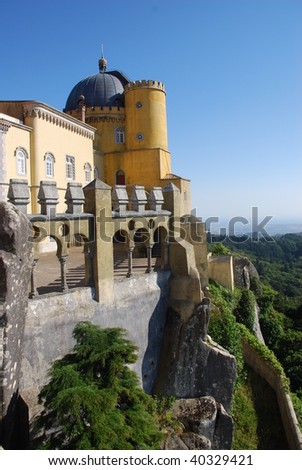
162,397 -> 233,450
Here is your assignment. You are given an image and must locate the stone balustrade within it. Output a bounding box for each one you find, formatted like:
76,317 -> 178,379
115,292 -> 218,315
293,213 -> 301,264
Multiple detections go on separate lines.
6,179 -> 169,217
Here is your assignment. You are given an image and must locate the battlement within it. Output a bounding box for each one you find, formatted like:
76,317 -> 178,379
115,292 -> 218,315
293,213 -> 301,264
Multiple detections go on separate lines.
85,105 -> 125,114
125,80 -> 166,93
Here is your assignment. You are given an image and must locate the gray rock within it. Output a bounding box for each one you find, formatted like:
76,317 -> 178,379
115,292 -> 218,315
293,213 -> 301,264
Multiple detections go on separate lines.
0,202 -> 33,448
181,432 -> 211,450
213,402 -> 234,450
163,434 -> 188,450
163,432 -> 211,450
169,397 -> 233,450
233,256 -> 260,289
154,306 -> 237,411
172,397 -> 217,442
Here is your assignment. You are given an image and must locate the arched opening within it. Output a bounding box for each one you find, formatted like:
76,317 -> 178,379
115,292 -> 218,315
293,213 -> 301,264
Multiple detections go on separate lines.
133,228 -> 150,272
65,233 -> 90,288
115,169 -> 125,185
33,236 -> 64,295
113,229 -> 129,279
153,226 -> 168,271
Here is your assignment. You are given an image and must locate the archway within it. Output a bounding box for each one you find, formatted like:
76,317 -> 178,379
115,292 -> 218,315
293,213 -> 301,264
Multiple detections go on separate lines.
66,233 -> 90,288
33,235 -> 65,295
153,226 -> 168,271
113,229 -> 129,278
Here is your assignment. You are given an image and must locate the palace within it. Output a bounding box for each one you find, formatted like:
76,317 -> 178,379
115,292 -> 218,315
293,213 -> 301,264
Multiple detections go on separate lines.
0,54 -> 190,216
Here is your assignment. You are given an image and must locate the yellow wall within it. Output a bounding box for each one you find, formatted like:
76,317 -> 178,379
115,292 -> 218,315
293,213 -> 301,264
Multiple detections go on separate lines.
1,101 -> 95,214
24,109 -> 95,213
208,254 -> 234,290
162,177 -> 192,216
5,124 -> 32,183
103,148 -> 171,189
125,81 -> 168,151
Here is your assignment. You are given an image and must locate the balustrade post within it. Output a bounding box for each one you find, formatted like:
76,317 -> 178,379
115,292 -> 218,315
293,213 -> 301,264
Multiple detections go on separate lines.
126,247 -> 134,278
29,258 -> 39,298
59,255 -> 69,292
146,244 -> 154,273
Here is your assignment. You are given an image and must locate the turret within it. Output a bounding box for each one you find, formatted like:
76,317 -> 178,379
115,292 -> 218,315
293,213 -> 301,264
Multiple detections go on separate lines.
124,80 -> 168,151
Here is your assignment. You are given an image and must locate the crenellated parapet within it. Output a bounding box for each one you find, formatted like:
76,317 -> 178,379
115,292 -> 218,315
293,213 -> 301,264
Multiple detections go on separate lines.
125,80 -> 166,93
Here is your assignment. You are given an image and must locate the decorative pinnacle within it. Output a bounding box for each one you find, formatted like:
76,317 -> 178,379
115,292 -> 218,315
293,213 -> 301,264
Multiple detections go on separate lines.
98,45 -> 107,73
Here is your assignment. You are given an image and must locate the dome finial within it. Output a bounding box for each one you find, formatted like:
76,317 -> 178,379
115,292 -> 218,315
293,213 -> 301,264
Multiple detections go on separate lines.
98,44 -> 107,73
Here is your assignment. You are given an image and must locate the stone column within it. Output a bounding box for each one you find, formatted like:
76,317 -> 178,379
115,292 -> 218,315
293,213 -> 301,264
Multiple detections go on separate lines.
83,179 -> 114,302
59,256 -> 69,292
126,247 -> 134,278
146,244 -> 154,273
29,259 -> 39,299
84,248 -> 94,287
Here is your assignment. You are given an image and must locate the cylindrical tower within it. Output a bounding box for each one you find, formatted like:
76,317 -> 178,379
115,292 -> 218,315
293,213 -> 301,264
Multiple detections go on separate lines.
124,80 -> 168,151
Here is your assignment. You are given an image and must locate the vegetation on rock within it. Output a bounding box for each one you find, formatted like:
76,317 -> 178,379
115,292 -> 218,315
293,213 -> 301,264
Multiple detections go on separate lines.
209,233 -> 302,421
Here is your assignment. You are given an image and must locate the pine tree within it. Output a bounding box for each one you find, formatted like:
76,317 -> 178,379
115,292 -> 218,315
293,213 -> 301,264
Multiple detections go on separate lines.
35,321 -> 162,450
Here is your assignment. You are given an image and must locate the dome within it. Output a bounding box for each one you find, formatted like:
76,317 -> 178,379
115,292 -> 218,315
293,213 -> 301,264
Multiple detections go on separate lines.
64,56 -> 130,111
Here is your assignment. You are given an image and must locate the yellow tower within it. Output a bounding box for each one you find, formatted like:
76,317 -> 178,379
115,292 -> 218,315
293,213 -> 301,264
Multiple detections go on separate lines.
103,79 -> 172,190
124,80 -> 168,151
64,53 -> 191,214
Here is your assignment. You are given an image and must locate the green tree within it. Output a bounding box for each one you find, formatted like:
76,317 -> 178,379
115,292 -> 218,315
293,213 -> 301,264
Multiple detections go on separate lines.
35,321 -> 162,450
234,289 -> 256,332
210,242 -> 231,256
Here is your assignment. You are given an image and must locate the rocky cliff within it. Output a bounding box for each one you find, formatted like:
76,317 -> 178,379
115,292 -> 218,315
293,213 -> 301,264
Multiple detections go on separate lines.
154,300 -> 237,413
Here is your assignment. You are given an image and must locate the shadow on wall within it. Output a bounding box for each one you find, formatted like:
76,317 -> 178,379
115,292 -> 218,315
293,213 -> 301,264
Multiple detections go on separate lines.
1,392 -> 29,450
141,271 -> 170,394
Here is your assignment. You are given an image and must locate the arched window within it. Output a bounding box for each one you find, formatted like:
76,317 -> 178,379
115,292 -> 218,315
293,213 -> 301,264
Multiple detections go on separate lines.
84,162 -> 92,183
115,169 -> 125,185
16,147 -> 28,175
45,152 -> 55,178
115,127 -> 125,144
66,155 -> 75,180
94,166 -> 99,179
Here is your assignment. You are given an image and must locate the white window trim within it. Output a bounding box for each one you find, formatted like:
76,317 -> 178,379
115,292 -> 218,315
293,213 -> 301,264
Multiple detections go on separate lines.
44,152 -> 55,178
66,155 -> 75,180
84,162 -> 92,183
115,127 -> 125,144
15,147 -> 28,176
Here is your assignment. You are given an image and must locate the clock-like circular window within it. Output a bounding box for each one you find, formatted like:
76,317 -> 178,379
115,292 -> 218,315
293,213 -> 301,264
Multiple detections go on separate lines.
136,101 -> 143,109
136,132 -> 144,141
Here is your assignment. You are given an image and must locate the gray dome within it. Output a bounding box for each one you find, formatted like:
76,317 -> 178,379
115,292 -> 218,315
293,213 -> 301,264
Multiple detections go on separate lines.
64,68 -> 130,111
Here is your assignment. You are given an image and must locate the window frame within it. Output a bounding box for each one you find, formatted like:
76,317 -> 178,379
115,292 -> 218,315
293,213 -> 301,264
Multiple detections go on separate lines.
45,152 -> 55,178
66,155 -> 76,180
84,162 -> 92,183
16,147 -> 28,176
115,126 -> 125,144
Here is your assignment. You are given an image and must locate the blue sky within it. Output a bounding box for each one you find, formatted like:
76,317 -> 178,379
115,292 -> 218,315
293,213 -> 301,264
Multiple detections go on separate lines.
1,0 -> 301,229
